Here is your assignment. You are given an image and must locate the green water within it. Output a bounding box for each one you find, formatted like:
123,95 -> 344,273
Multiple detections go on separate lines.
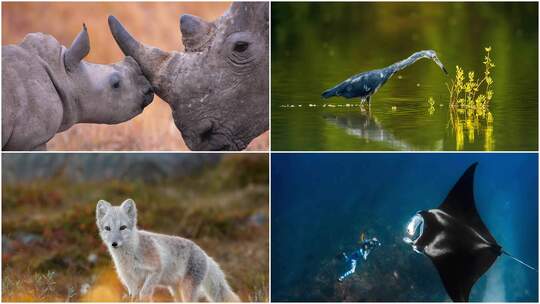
272,2 -> 538,151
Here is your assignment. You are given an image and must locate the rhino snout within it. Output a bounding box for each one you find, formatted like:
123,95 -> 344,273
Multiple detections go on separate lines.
181,119 -> 242,151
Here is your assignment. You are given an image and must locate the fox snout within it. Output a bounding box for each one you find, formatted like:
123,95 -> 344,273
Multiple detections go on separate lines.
111,241 -> 122,248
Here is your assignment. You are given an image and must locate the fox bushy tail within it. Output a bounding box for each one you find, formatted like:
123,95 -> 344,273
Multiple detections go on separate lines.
202,257 -> 241,302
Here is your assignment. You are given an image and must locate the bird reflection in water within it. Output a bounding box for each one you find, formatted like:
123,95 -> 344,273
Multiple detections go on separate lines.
323,110 -> 442,150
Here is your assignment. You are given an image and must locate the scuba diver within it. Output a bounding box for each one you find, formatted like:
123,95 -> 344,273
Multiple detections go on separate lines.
338,233 -> 382,282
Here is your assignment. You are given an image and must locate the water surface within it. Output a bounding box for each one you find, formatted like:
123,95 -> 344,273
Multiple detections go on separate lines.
272,3 -> 538,151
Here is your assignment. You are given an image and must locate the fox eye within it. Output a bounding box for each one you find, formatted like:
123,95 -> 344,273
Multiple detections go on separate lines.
105,226 -> 111,231
120,225 -> 127,231
233,41 -> 249,53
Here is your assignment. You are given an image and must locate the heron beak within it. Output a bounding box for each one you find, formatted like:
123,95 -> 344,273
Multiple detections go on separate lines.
433,56 -> 448,75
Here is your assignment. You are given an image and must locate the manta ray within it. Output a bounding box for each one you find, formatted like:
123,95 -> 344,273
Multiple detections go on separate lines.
403,162 -> 537,302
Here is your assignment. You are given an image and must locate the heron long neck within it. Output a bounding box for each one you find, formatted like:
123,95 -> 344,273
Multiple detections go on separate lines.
390,51 -> 430,74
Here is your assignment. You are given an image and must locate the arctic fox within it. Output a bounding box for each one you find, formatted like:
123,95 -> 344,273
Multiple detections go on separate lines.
96,199 -> 240,302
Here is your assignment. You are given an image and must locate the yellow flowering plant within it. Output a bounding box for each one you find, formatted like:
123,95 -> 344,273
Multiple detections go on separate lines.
442,47 -> 495,150
447,47 -> 495,108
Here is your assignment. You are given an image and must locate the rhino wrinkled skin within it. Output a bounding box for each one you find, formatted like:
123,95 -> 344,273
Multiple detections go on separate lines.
109,2 -> 269,151
2,25 -> 154,151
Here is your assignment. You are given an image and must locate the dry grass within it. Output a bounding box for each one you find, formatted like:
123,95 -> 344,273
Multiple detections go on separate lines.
2,2 -> 269,151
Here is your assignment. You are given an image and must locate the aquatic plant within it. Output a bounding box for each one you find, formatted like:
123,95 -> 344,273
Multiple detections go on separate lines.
449,107 -> 494,151
447,47 -> 495,108
444,47 -> 495,150
427,97 -> 436,115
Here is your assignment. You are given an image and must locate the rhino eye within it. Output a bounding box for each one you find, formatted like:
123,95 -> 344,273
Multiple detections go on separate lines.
233,41 -> 249,53
110,73 -> 121,89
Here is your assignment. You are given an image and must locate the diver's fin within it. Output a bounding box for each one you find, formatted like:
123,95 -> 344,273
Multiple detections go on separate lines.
438,162 -> 497,244
502,251 -> 538,272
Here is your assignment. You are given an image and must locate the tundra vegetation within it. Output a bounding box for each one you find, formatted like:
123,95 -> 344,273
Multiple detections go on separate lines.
2,155 -> 269,302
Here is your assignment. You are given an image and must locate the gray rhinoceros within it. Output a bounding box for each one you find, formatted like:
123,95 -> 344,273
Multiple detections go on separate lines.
108,2 -> 268,151
2,24 -> 154,151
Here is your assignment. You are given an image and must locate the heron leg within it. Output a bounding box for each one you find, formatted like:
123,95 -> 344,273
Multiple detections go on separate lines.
360,97 -> 371,112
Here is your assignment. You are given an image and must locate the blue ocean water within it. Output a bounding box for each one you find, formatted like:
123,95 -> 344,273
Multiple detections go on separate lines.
271,153 -> 538,302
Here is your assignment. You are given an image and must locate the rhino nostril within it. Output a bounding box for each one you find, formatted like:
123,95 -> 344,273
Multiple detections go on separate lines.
200,127 -> 213,142
142,91 -> 153,108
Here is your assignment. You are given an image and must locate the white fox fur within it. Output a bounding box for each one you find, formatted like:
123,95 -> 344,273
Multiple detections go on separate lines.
96,199 -> 240,302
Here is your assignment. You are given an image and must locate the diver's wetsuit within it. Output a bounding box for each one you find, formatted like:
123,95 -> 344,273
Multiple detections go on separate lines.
338,238 -> 381,282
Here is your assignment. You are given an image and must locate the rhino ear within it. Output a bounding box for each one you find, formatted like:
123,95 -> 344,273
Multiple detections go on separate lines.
227,2 -> 268,30
229,2 -> 261,16
180,14 -> 213,51
64,23 -> 90,72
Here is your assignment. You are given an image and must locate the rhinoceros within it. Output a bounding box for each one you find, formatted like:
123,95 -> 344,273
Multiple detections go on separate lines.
108,2 -> 269,151
2,24 -> 154,151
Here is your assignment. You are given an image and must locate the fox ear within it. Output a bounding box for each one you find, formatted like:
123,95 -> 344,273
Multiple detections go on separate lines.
121,199 -> 137,220
96,200 -> 111,221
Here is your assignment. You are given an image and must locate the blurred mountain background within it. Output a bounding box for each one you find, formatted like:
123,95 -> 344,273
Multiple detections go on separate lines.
3,153 -> 221,183
2,2 -> 268,151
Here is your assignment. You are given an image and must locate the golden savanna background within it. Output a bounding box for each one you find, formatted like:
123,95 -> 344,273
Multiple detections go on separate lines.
2,2 -> 269,151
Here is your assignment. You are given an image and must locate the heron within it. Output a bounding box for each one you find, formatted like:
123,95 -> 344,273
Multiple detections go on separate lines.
321,50 -> 448,105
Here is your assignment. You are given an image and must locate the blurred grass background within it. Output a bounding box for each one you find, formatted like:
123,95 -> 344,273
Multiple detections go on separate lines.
2,154 -> 269,302
2,2 -> 269,151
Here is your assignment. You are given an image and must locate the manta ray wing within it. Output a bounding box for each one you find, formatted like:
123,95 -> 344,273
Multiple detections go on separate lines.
430,242 -> 500,301
418,163 -> 502,302
438,162 -> 498,244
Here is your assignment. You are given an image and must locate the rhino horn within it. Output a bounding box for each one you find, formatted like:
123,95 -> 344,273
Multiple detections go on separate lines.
108,15 -> 170,86
180,14 -> 214,52
64,24 -> 90,72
